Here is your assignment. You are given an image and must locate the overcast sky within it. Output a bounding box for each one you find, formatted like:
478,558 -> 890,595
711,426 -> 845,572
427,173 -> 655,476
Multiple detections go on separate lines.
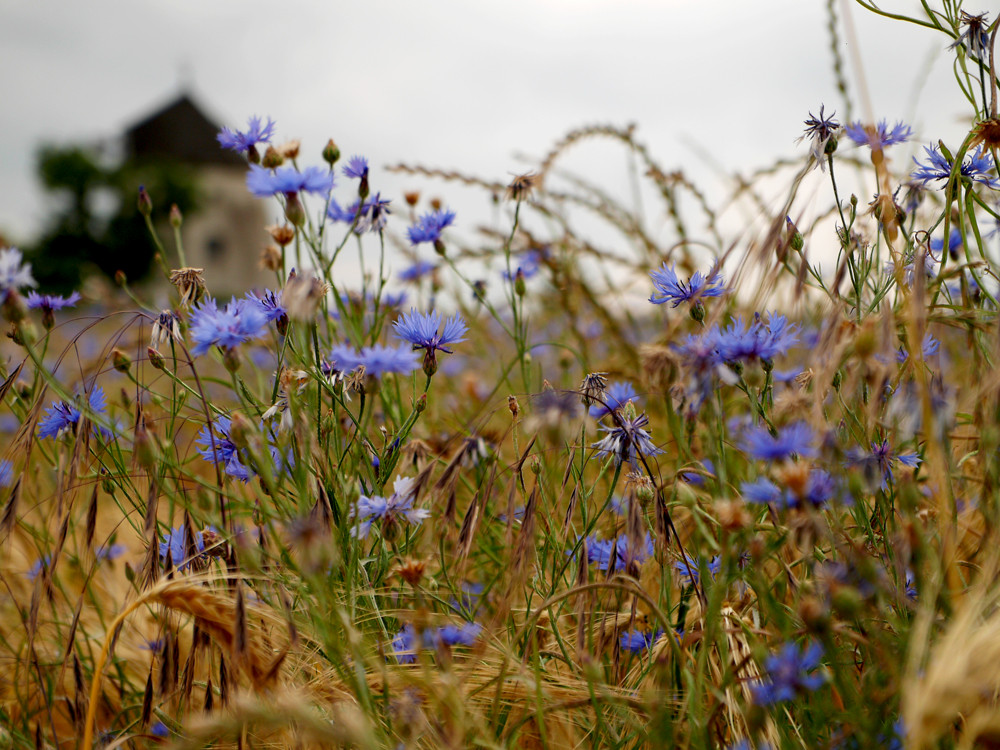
0,0 -> 976,265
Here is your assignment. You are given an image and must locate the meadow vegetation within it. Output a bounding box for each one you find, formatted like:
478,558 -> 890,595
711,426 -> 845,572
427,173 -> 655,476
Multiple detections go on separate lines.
2,4 -> 1000,748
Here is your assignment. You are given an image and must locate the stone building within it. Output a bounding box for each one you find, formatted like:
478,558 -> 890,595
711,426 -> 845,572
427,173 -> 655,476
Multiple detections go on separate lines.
124,93 -> 269,295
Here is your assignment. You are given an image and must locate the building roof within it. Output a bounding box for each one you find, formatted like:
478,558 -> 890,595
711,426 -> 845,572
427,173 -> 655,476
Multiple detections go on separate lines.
124,93 -> 244,167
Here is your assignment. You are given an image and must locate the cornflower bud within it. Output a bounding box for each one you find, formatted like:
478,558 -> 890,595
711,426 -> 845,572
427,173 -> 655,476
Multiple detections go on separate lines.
147,347 -> 165,370
134,417 -> 158,469
690,299 -> 706,322
322,139 -> 340,166
137,185 -> 152,217
434,238 -> 446,256
115,270 -> 127,287
404,191 -> 420,207
111,348 -> 131,373
422,349 -> 438,378
283,192 -> 306,227
223,346 -> 242,373
415,393 -> 427,413
429,197 -> 442,211
514,268 -> 526,297
169,204 -> 183,228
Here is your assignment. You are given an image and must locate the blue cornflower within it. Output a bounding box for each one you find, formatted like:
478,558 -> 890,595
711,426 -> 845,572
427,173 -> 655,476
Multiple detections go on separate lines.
399,260 -> 436,283
588,381 -> 641,419
150,721 -> 170,738
246,165 -> 335,198
0,460 -> 12,487
501,249 -> 545,282
343,156 -> 369,180
437,622 -> 482,647
329,342 -> 418,377
911,144 -> 1000,190
27,555 -> 51,581
674,554 -> 721,587
930,228 -> 964,258
0,247 -> 36,298
188,297 -> 268,356
591,412 -> 664,468
28,290 -> 79,328
742,470 -> 838,509
158,524 -> 212,570
581,532 -> 654,572
351,475 -> 429,538
848,439 -> 920,488
679,459 -> 716,486
393,309 -> 468,376
245,289 -> 287,325
718,313 -> 800,364
196,416 -> 252,482
217,115 -> 276,155
26,291 -> 80,314
904,570 -> 918,600
407,209 -> 456,246
38,386 -> 109,440
326,198 -> 360,224
740,422 -> 816,461
741,477 -> 781,505
897,332 -> 940,363
620,629 -> 664,653
392,624 -> 420,664
752,641 -> 825,705
649,263 -> 725,307
96,542 -> 127,562
845,120 -> 912,150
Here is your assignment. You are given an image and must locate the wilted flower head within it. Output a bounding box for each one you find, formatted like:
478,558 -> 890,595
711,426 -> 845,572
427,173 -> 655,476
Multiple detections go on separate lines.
151,309 -> 182,348
505,172 -> 539,202
579,371 -> 609,407
949,12 -> 990,59
283,272 -> 327,321
911,143 -> 999,189
356,193 -> 391,233
169,267 -> 206,307
800,105 -> 841,161
217,115 -> 276,159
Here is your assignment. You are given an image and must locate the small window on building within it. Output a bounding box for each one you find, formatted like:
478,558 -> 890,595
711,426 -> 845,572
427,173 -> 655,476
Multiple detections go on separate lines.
206,236 -> 225,260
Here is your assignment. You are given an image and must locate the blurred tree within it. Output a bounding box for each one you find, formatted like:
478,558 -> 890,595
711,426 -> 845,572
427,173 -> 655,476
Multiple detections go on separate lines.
28,144 -> 201,293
